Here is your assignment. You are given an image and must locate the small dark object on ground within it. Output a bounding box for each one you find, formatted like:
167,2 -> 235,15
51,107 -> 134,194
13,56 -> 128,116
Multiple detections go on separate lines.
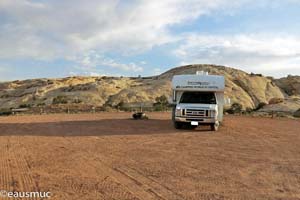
132,112 -> 148,120
0,109 -> 12,116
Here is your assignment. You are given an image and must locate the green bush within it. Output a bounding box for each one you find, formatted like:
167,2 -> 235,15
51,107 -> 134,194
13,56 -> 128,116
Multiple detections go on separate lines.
154,95 -> 169,111
245,107 -> 253,113
37,102 -> 46,106
52,95 -> 68,104
153,105 -> 164,111
227,103 -> 243,114
255,102 -> 267,111
72,98 -> 83,104
19,104 -> 31,108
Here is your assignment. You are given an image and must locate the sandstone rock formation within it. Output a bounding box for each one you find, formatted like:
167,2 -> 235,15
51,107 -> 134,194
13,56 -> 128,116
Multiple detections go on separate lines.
0,64 -> 299,113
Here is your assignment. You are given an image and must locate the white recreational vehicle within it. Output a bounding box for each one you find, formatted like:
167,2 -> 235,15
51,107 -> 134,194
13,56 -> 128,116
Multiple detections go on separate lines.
171,71 -> 226,131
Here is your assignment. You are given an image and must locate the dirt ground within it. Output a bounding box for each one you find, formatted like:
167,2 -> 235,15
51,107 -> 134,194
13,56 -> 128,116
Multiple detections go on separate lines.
0,112 -> 299,200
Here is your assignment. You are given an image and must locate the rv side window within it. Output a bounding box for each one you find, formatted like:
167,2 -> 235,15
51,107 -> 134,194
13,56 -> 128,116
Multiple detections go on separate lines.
179,92 -> 216,104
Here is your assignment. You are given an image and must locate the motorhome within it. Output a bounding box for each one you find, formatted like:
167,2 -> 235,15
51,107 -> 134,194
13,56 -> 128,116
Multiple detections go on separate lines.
171,71 -> 226,131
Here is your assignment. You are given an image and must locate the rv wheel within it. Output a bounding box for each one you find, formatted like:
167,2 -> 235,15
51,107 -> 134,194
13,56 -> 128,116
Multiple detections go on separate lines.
210,123 -> 219,131
174,122 -> 183,129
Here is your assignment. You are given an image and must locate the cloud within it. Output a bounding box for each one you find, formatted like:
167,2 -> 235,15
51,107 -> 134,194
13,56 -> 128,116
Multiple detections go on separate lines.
72,51 -> 143,75
0,0 -> 251,60
174,33 -> 300,76
1,0 -> 300,77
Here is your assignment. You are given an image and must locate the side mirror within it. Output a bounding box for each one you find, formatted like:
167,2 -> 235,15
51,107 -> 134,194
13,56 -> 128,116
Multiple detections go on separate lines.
168,97 -> 176,106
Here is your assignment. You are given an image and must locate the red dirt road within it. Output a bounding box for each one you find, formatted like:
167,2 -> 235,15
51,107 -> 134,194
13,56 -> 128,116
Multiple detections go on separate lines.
0,112 -> 299,200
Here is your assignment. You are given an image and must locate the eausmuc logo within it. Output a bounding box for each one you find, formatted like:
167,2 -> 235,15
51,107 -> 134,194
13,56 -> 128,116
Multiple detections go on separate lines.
0,190 -> 51,198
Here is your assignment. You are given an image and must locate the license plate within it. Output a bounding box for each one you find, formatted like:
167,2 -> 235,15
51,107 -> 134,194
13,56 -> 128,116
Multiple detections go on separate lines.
191,121 -> 198,126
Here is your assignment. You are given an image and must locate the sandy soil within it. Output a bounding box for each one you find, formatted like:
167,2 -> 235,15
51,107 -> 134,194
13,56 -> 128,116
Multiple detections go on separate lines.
0,112 -> 299,200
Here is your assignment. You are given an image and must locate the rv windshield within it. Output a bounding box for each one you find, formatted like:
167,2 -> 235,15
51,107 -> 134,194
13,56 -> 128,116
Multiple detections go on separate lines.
180,92 -> 216,104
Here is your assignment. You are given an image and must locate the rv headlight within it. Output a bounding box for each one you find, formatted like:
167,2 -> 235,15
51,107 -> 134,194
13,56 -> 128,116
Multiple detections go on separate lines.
175,107 -> 182,116
210,110 -> 217,118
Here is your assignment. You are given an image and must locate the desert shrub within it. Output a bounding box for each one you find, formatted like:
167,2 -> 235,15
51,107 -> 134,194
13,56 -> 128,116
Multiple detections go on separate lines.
1,94 -> 10,98
116,101 -> 125,110
47,80 -> 54,85
269,98 -> 284,105
116,101 -> 137,112
65,85 -> 75,92
153,105 -> 164,111
37,102 -> 46,106
154,95 -> 169,111
102,106 -> 115,112
293,109 -> 300,118
227,103 -> 243,114
255,102 -> 267,111
19,104 -> 31,108
155,95 -> 168,104
52,95 -> 68,104
250,73 -> 263,77
72,98 -> 83,104
245,107 -> 253,113
12,80 -> 20,84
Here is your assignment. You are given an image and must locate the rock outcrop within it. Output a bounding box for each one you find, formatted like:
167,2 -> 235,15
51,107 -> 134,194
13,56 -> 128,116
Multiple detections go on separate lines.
0,64 -> 299,113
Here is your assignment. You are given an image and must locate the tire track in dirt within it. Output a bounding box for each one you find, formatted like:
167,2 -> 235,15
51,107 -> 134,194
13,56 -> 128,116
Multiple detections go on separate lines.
70,145 -> 161,200
113,166 -> 184,200
81,137 -> 185,200
0,137 -> 13,196
0,134 -> 39,200
91,139 -> 196,200
15,137 -> 40,195
92,153 -> 184,200
91,158 -> 158,200
50,137 -> 140,200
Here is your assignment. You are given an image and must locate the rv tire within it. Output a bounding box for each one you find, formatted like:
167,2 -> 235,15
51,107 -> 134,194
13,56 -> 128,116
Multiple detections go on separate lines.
210,123 -> 219,131
174,122 -> 183,129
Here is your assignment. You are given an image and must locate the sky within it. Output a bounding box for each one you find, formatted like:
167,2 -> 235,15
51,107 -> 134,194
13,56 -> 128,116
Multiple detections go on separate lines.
0,0 -> 300,81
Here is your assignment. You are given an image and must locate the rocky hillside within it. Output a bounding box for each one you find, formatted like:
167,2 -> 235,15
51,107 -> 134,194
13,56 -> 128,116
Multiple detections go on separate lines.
0,64 -> 299,113
274,75 -> 300,96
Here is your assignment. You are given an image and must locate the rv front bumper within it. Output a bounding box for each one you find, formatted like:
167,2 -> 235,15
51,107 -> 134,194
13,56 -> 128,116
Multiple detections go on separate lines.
175,117 -> 216,123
